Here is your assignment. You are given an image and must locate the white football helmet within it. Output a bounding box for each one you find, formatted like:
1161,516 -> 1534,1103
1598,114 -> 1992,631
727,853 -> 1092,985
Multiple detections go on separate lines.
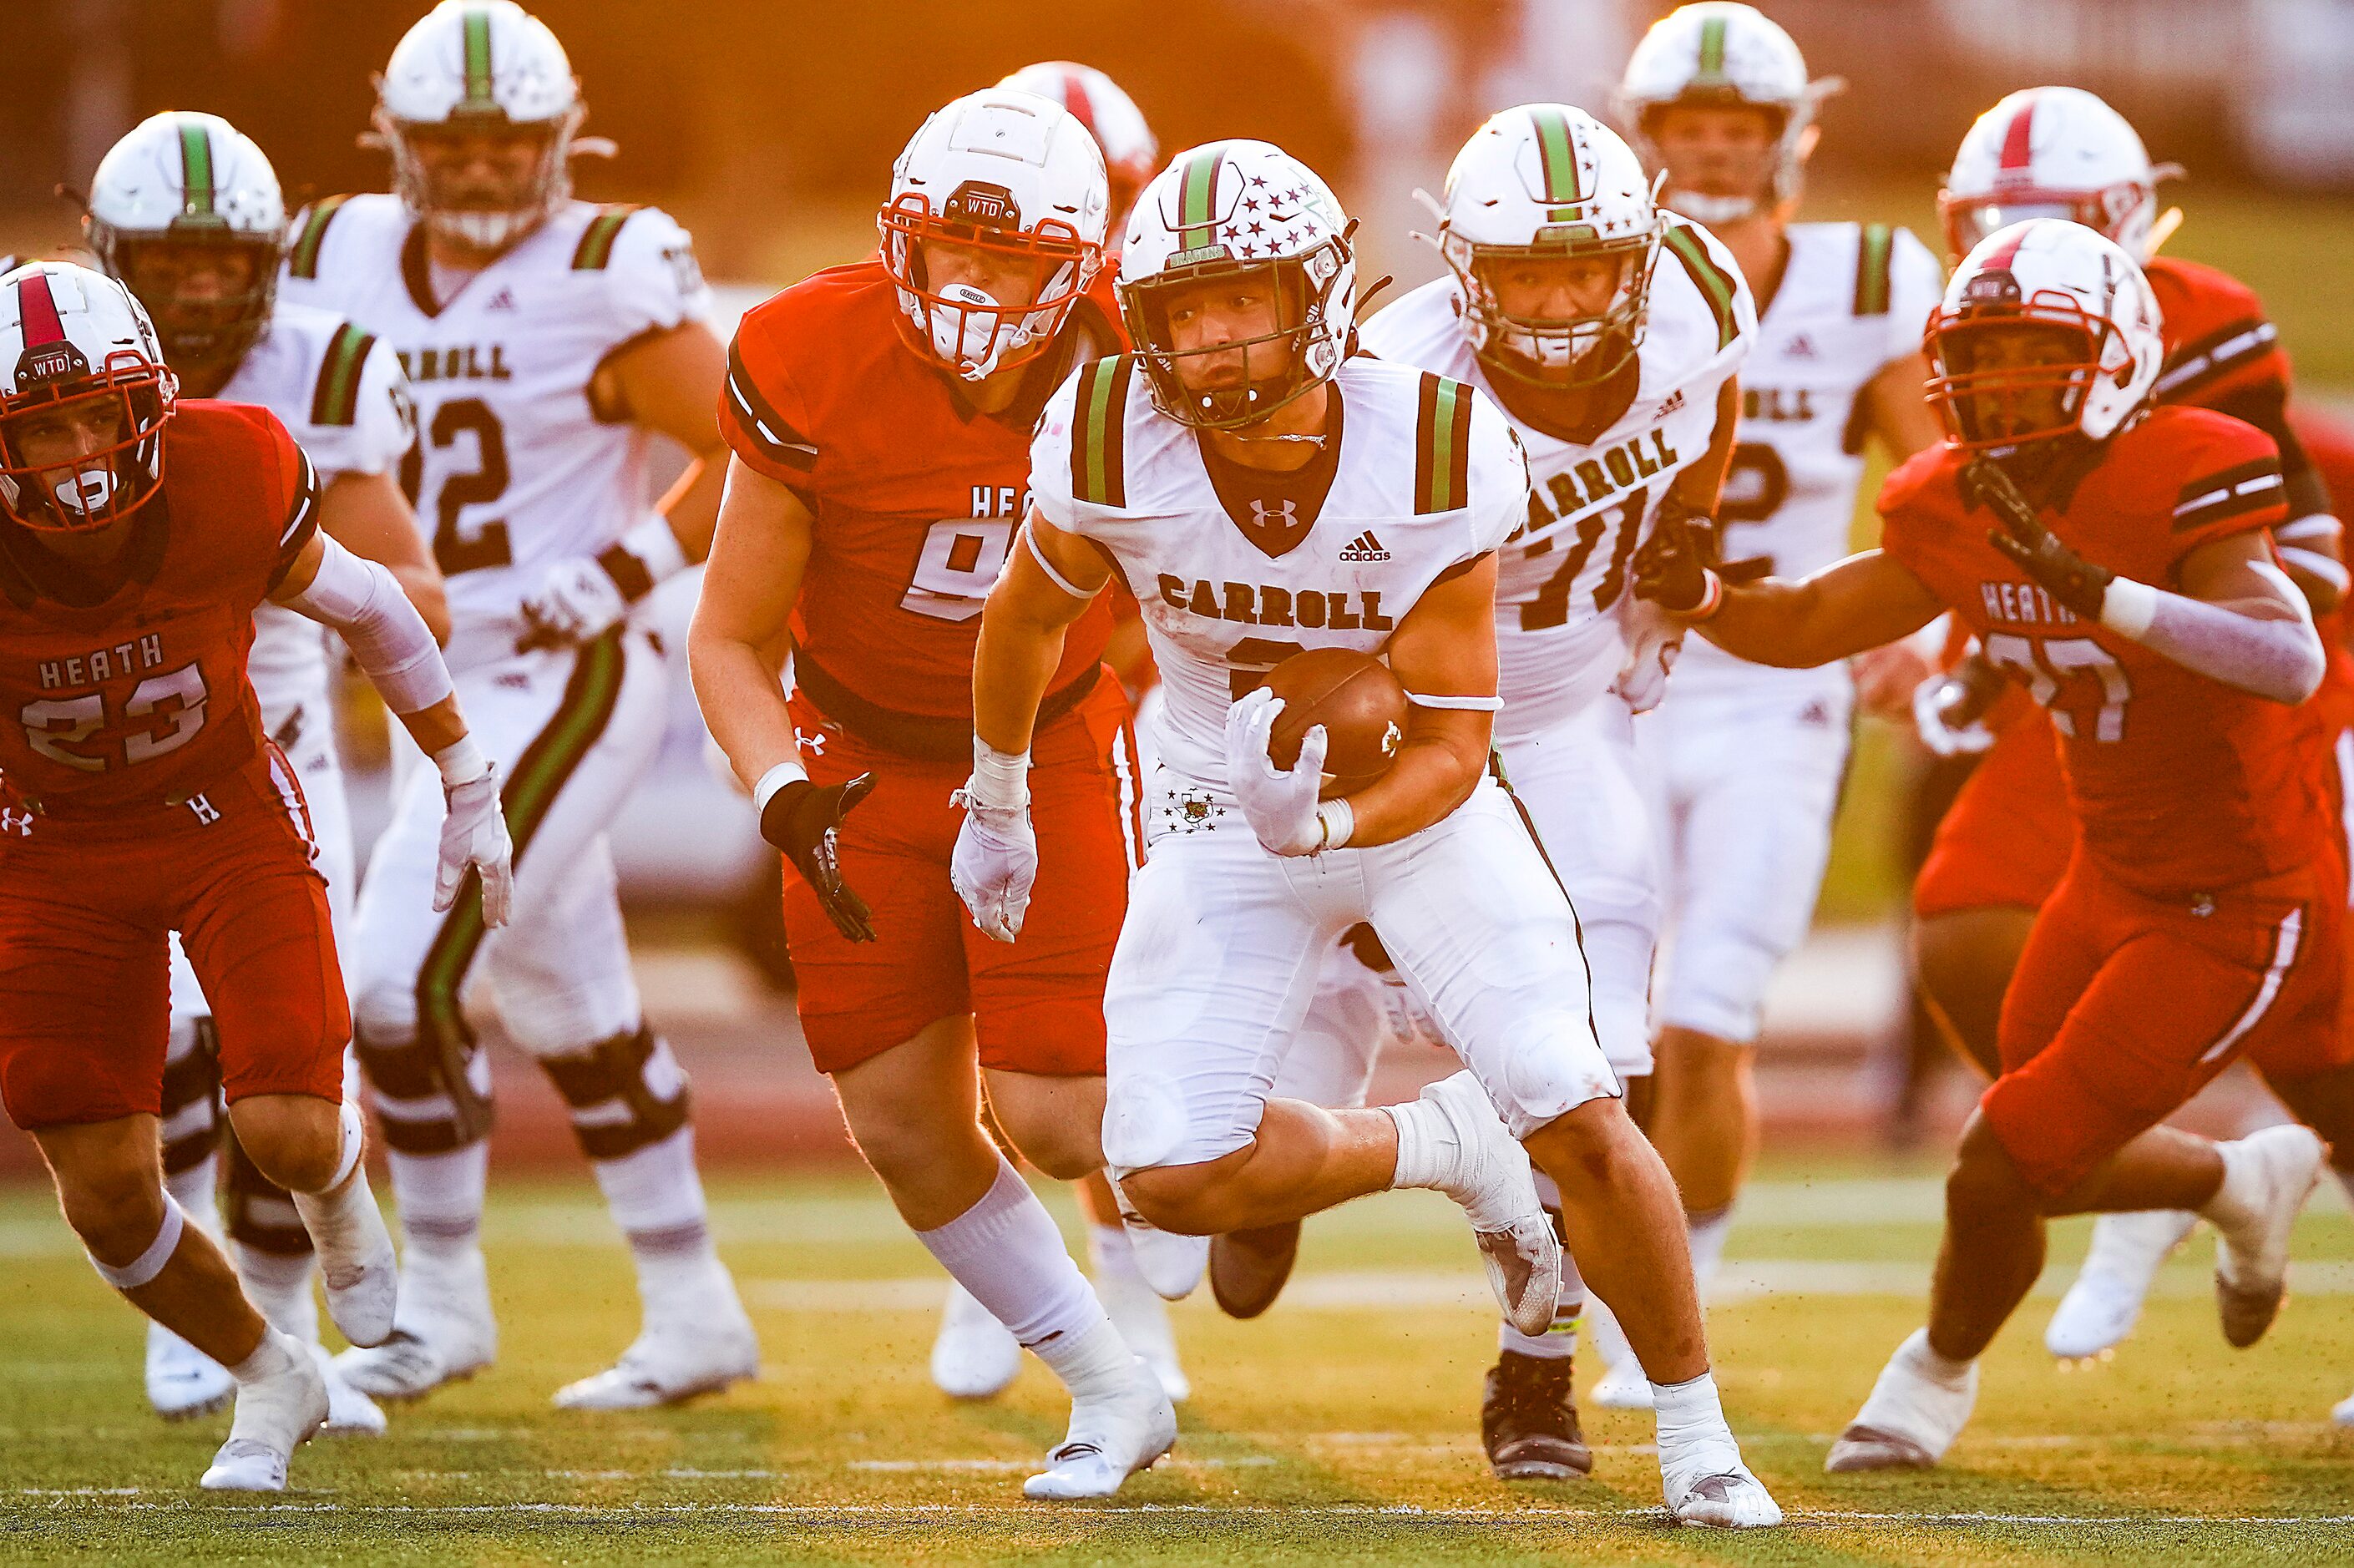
0,261 -> 177,532
1118,139 -> 1355,429
997,62 -> 1159,229
374,0 -> 585,251
1941,87 -> 2179,264
880,87 -> 1110,383
1617,3 -> 1840,225
1428,104 -> 1664,388
85,112 -> 286,366
1925,218 -> 2163,451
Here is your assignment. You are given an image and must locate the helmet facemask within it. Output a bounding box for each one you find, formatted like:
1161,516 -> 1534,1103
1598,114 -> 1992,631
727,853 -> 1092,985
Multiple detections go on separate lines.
880,187 -> 1101,382
0,357 -> 176,534
379,101 -> 584,252
1638,96 -> 1803,226
1443,228 -> 1658,391
1122,242 -> 1347,430
1926,299 -> 2123,453
92,227 -> 284,369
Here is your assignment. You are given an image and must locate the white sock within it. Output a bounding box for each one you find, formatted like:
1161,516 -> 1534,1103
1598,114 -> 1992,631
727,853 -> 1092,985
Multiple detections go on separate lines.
233,1243 -> 320,1344
226,1325 -> 303,1386
1686,1202 -> 1734,1299
1086,1222 -> 1143,1283
914,1157 -> 1120,1399
1653,1369 -> 1741,1474
165,1153 -> 223,1239
1501,1178 -> 1576,1358
2197,1138 -> 2266,1240
1385,1082 -> 1467,1190
590,1126 -> 721,1298
1905,1328 -> 1977,1383
388,1141 -> 489,1264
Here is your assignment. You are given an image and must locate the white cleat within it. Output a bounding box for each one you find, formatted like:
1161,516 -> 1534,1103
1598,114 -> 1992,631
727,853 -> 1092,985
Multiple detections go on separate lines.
332,1247 -> 496,1401
291,1169 -> 399,1349
931,1282 -> 1021,1401
1589,1358 -> 1656,1411
1415,1071 -> 1561,1338
1664,1464 -> 1784,1529
1124,1223 -> 1210,1302
1096,1262 -> 1191,1404
1021,1354 -> 1177,1500
199,1331 -> 327,1492
1824,1328 -> 1977,1474
145,1320 -> 233,1421
553,1284 -> 759,1410
2209,1125 -> 2326,1348
2045,1208 -> 2199,1360
311,1343 -> 387,1437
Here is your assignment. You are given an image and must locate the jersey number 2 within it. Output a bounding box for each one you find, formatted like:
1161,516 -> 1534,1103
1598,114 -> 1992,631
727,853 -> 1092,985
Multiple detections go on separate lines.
401,397 -> 513,576
20,664 -> 210,773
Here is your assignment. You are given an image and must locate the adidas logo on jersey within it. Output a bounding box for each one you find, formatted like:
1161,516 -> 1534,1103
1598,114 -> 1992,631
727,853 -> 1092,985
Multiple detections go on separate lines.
1784,332 -> 1817,359
1338,530 -> 1390,562
485,288 -> 517,311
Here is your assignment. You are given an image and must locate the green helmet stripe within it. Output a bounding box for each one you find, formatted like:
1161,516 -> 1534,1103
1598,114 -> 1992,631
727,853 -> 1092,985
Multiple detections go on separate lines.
177,121 -> 216,220
1529,106 -> 1581,205
462,8 -> 495,108
1176,148 -> 1224,250
1696,15 -> 1729,81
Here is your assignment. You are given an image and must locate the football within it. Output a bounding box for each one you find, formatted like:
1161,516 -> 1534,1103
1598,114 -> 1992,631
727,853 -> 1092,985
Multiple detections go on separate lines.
1262,647 -> 1410,789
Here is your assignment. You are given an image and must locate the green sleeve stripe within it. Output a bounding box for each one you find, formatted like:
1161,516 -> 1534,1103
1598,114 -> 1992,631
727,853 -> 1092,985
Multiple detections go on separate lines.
287,195 -> 351,280
308,322 -> 377,427
1854,223 -> 1894,316
1071,356 -> 1133,508
570,205 -> 641,271
1414,374 -> 1475,514
1664,225 -> 1739,351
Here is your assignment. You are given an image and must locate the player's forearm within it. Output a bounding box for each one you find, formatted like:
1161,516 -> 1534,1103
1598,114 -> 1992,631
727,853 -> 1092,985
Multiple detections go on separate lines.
971,596 -> 1071,757
1336,712 -> 1489,848
686,617 -> 801,791
1695,579 -> 1864,669
656,450 -> 726,566
392,694 -> 468,759
2102,577 -> 2326,704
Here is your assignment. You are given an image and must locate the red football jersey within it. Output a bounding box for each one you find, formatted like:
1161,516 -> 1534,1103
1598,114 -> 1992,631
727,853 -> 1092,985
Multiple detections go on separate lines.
2148,255 -> 2291,410
0,402 -> 314,808
720,258 -> 1119,726
1881,406 -> 2332,896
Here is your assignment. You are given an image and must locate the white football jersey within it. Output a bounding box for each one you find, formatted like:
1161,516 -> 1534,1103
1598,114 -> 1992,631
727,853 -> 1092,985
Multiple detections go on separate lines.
278,194 -> 712,655
1674,220 -> 1944,695
1359,219 -> 1754,737
1033,354 -> 1529,791
218,300 -> 416,733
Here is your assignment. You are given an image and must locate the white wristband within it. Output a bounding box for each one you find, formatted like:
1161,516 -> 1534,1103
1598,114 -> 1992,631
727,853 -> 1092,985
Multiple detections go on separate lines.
1316,798 -> 1354,852
2099,576 -> 2160,640
752,758 -> 810,820
620,512 -> 690,588
969,738 -> 1032,811
432,735 -> 491,788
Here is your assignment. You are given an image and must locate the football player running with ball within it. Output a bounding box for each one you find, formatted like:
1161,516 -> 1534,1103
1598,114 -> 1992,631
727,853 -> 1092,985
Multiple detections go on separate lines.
1633,219 -> 2336,1473
958,138 -> 1782,1528
1584,2 -> 1945,1414
691,87 -> 1172,1501
0,261 -> 513,1491
1354,102 -> 1754,1474
86,109 -> 444,1437
281,0 -> 752,1409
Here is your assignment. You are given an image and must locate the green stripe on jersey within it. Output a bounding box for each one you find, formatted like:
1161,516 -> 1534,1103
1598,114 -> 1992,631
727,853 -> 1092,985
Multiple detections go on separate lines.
1070,355 -> 1133,508
1413,373 -> 1475,515
462,8 -> 495,108
287,195 -> 352,280
1853,223 -> 1894,316
1663,224 -> 1740,350
176,121 -> 217,221
309,322 -> 377,427
570,205 -> 641,270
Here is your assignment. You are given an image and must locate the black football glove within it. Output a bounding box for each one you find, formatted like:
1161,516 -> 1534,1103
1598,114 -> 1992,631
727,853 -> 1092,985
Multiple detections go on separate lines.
761,774 -> 878,943
1969,457 -> 2114,620
1630,508 -> 1721,615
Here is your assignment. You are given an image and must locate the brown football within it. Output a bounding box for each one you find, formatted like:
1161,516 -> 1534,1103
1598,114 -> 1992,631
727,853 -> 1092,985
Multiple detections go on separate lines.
1263,647 -> 1410,790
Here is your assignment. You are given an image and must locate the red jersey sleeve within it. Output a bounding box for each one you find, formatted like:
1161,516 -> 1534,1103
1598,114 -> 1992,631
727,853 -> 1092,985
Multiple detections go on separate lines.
719,295 -> 823,499
2163,412 -> 2287,573
2147,257 -> 2291,408
1872,443 -> 1960,581
260,410 -> 323,592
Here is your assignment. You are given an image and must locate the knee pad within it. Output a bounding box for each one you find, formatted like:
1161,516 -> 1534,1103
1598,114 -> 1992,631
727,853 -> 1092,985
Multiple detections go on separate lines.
1496,1010 -> 1622,1140
1102,1069 -> 1190,1174
221,1121 -> 311,1257
536,1024 -> 691,1162
159,1017 -> 222,1179
354,1019 -> 495,1154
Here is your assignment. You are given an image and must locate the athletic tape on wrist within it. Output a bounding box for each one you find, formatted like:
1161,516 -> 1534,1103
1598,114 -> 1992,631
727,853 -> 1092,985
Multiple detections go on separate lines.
1316,797 -> 1354,852
89,1194 -> 186,1291
2098,576 -> 2160,639
433,735 -> 491,788
968,738 -> 1032,811
1688,569 -> 1726,622
752,758 -> 810,820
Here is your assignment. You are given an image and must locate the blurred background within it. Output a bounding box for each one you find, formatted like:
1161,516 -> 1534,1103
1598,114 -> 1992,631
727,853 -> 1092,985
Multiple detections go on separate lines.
4,0 -> 2351,1172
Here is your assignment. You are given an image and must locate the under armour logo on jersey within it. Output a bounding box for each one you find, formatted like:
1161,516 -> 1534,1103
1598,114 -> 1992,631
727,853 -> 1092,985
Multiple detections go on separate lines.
0,807 -> 30,837
1784,332 -> 1817,359
1250,499 -> 1298,530
1338,530 -> 1390,562
485,288 -> 516,311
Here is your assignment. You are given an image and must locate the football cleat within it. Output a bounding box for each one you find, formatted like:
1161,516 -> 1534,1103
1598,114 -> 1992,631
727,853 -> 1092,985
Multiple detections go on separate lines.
1209,1222 -> 1301,1320
1589,1359 -> 1657,1411
1824,1328 -> 1977,1474
552,1282 -> 758,1410
2044,1208 -> 2199,1359
931,1281 -> 1021,1401
332,1247 -> 496,1401
2209,1125 -> 2326,1348
145,1321 -> 233,1421
1021,1352 -> 1177,1500
2333,1385 -> 2354,1427
199,1331 -> 327,1492
1664,1464 -> 1784,1530
312,1343 -> 387,1438
1096,1259 -> 1190,1404
1413,1072 -> 1562,1338
1481,1351 -> 1592,1481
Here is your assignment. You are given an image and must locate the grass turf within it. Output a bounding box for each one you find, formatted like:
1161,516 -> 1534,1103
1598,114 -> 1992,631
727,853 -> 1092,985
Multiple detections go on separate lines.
2,1163 -> 2351,1564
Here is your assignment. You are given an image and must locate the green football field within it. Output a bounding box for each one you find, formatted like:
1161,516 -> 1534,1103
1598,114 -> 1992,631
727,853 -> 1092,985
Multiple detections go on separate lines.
3,1161 -> 2351,1565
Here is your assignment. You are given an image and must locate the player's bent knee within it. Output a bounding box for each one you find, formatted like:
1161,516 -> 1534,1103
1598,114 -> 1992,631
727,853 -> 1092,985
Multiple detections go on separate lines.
1493,1014 -> 1622,1140
354,1020 -> 494,1154
1102,1069 -> 1195,1175
1116,1160 -> 1229,1236
1946,1121 -> 2038,1216
537,1025 -> 691,1163
226,1095 -> 344,1193
54,1163 -> 168,1259
1525,1095 -> 1649,1191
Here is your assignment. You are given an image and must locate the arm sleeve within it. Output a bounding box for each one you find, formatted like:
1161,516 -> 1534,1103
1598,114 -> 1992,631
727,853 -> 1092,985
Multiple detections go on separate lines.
280,533 -> 455,715
1885,228 -> 1947,362
2112,565 -> 2323,705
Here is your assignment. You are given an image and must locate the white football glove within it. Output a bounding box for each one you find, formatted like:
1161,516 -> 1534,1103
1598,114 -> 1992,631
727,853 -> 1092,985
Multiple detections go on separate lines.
435,762 -> 515,927
950,794 -> 1038,943
1225,685 -> 1327,857
1611,595 -> 1684,715
1911,663 -> 2000,760
519,555 -> 630,648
